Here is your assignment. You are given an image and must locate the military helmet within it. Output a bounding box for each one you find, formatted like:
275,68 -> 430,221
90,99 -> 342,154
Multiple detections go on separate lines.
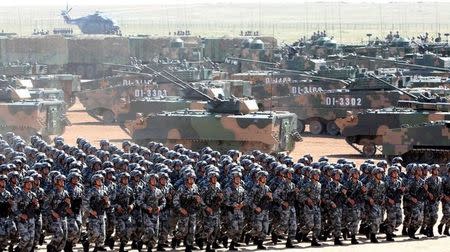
184,172 -> 196,180
256,170 -> 269,179
207,171 -> 220,179
349,168 -> 360,175
22,176 -> 34,184
118,172 -> 130,180
332,169 -> 343,177
371,167 -> 384,175
310,168 -> 321,176
91,174 -> 104,184
147,173 -> 159,182
0,174 -> 7,181
55,174 -> 66,182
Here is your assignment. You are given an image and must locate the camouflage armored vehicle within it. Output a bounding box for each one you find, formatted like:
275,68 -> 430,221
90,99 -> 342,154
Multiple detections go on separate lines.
336,100 -> 450,157
125,98 -> 301,154
382,121 -> 450,164
0,87 -> 69,139
261,74 -> 420,135
29,74 -> 81,108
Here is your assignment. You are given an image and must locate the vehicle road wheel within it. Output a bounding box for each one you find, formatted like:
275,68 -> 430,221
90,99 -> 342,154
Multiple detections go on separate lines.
102,110 -> 116,124
326,121 -> 340,135
362,143 -> 377,157
309,120 -> 324,135
297,120 -> 305,133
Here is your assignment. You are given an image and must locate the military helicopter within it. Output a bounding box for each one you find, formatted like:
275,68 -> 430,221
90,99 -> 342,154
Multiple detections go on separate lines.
60,5 -> 121,35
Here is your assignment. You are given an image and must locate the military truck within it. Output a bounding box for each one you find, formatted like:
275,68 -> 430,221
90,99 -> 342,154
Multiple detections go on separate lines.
0,87 -> 69,139
382,121 -> 450,164
124,68 -> 301,153
336,100 -> 450,157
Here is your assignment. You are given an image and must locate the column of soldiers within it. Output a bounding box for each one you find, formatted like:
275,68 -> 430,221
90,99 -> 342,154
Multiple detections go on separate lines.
0,132 -> 449,252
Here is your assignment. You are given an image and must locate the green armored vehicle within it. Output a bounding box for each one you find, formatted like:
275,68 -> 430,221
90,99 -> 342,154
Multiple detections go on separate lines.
336,100 -> 450,157
0,87 -> 68,139
382,121 -> 450,164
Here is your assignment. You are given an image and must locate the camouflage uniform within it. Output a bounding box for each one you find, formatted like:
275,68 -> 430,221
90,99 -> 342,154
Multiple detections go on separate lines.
247,172 -> 272,248
384,171 -> 403,239
200,174 -> 223,248
440,170 -> 450,231
111,174 -> 134,250
84,179 -> 110,249
15,183 -> 39,252
32,180 -> 46,248
172,175 -> 201,251
66,175 -> 84,249
343,171 -> 365,243
272,170 -> 297,245
47,183 -> 70,251
405,171 -> 427,238
223,173 -> 246,249
138,177 -> 166,250
0,183 -> 16,249
158,178 -> 176,247
424,170 -> 442,235
299,169 -> 322,246
323,170 -> 346,244
365,168 -> 386,241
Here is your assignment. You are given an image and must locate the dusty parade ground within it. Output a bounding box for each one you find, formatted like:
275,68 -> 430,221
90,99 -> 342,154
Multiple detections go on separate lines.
54,100 -> 450,251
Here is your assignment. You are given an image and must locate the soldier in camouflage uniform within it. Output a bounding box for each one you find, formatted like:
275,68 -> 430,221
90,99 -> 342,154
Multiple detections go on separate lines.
365,167 -> 386,243
343,168 -> 365,244
0,174 -> 16,250
172,171 -> 202,252
111,172 -> 134,252
47,174 -> 70,252
200,171 -> 223,252
247,170 -> 272,250
103,168 -> 117,250
405,165 -> 427,240
65,172 -> 84,252
439,163 -> 450,236
30,172 -> 46,249
14,176 -> 39,252
423,164 -> 442,237
323,169 -> 347,245
157,171 -> 176,250
138,173 -> 166,252
272,167 -> 297,248
82,174 -> 109,252
299,168 -> 322,247
129,169 -> 144,250
385,166 -> 405,241
223,170 -> 246,251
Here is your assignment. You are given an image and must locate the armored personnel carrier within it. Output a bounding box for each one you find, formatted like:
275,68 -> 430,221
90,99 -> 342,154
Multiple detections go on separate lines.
124,69 -> 301,153
0,87 -> 68,139
382,121 -> 450,164
336,100 -> 450,157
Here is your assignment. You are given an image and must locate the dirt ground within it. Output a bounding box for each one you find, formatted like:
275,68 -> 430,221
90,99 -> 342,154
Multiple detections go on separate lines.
56,101 -> 450,252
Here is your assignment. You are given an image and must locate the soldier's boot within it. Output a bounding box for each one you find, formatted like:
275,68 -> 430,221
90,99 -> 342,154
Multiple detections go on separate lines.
82,240 -> 89,252
147,244 -> 153,252
137,241 -> 143,252
119,242 -> 127,252
386,233 -> 395,242
379,223 -> 387,234
311,238 -> 322,247
39,235 -> 45,246
184,245 -> 193,252
107,237 -> 115,250
302,233 -> 311,242
370,233 -> 379,243
256,240 -> 266,250
212,241 -> 222,248
271,232 -> 278,245
420,226 -> 426,235
8,245 -> 13,252
64,241 -> 73,252
195,238 -> 204,250
222,237 -> 228,248
285,238 -> 294,248
205,243 -> 215,252
334,237 -> 343,245
95,246 -> 107,252
132,241 -> 138,250
156,244 -> 166,251
401,226 -> 408,236
171,238 -> 178,249
444,226 -> 449,236
427,227 -> 434,237
350,235 -> 359,244
47,244 -> 56,252
438,223 -> 444,235
408,228 -> 419,240
342,228 -> 349,240
228,241 -> 237,251
244,234 -> 251,245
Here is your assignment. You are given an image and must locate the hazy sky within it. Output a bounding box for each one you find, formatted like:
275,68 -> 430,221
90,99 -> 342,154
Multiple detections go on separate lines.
1,0 -> 449,6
